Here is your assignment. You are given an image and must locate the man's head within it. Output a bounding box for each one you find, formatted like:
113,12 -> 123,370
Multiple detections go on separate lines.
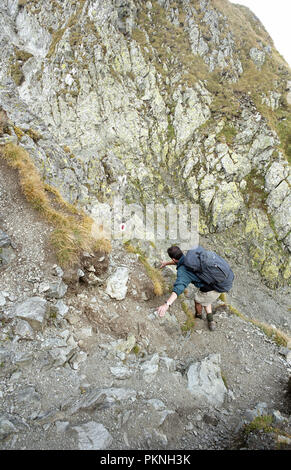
167,245 -> 183,264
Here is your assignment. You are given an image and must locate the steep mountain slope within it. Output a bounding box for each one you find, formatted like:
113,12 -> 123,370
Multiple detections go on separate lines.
0,0 -> 291,451
0,0 -> 290,288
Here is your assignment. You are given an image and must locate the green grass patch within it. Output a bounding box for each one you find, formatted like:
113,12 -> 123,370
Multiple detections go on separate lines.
244,415 -> 274,435
216,122 -> 238,145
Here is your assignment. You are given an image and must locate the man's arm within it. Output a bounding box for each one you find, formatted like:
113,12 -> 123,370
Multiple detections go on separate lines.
157,266 -> 191,317
157,292 -> 177,318
172,266 -> 192,297
159,260 -> 176,269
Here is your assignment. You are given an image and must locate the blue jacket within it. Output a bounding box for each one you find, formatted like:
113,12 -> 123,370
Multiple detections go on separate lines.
172,255 -> 206,296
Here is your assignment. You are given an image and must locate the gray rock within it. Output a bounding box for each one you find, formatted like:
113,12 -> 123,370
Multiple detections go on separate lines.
65,387 -> 137,415
147,399 -> 166,411
0,413 -> 29,439
211,182 -> 245,231
45,280 -> 68,299
49,299 -> 69,318
12,351 -> 34,366
265,162 -> 289,192
53,265 -> 64,277
262,91 -> 281,110
15,386 -> 42,419
48,346 -> 76,368
160,356 -> 176,372
110,365 -> 132,379
0,230 -> 11,247
0,348 -> 13,376
271,193 -> 291,244
141,353 -> 159,383
272,410 -> 287,424
17,386 -> 40,404
106,267 -> 129,300
266,181 -> 289,210
277,435 -> 291,446
14,297 -> 48,331
0,246 -> 16,265
249,47 -> 266,67
279,346 -> 290,358
69,351 -> 87,370
187,354 -> 227,407
14,319 -> 35,340
33,409 -> 66,425
0,135 -> 18,145
0,292 -> 6,307
72,421 -> 113,450
0,415 -> 17,439
76,326 -> 93,340
55,421 -> 69,433
244,409 -> 260,422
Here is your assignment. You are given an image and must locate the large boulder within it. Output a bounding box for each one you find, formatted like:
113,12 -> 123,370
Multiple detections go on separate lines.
187,353 -> 227,407
106,267 -> 129,300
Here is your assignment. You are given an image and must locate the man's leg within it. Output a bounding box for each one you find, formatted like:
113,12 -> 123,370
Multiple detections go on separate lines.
205,304 -> 215,331
194,301 -> 203,319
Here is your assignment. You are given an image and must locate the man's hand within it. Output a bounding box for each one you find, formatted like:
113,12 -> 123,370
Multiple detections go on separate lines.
157,303 -> 169,317
159,261 -> 168,269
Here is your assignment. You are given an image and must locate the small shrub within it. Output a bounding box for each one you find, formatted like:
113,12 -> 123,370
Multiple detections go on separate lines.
244,415 -> 274,434
26,129 -> 42,143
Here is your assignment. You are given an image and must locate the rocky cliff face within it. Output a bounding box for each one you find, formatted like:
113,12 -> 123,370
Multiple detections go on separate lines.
1,0 -> 290,288
0,0 -> 291,451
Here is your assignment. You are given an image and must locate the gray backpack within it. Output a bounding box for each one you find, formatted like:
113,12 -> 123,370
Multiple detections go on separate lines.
184,246 -> 234,292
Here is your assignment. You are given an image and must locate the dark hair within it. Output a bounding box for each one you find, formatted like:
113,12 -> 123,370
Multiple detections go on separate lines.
167,245 -> 183,260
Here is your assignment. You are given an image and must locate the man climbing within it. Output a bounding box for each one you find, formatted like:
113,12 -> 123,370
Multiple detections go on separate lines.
157,245 -> 234,331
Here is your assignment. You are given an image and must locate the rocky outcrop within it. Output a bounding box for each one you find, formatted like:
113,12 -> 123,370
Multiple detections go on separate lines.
0,0 -> 290,287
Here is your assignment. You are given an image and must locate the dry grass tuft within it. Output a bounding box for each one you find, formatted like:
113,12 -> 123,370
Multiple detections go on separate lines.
0,108 -> 9,136
227,302 -> 290,347
181,299 -> 196,334
0,143 -> 111,267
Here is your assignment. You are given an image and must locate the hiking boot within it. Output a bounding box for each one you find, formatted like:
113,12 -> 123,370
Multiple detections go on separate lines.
195,312 -> 202,319
208,320 -> 216,331
206,313 -> 215,331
